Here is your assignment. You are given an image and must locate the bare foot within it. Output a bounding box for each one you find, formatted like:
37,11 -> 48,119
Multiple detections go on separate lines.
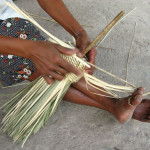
111,88 -> 144,123
133,99 -> 150,123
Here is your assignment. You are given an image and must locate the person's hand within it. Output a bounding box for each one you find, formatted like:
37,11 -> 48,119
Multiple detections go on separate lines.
75,30 -> 97,74
28,41 -> 82,84
75,30 -> 90,56
85,48 -> 97,74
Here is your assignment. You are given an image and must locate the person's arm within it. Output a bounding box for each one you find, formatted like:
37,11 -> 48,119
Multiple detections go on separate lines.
0,35 -> 82,83
37,0 -> 97,74
37,0 -> 90,53
37,0 -> 85,39
0,35 -> 32,57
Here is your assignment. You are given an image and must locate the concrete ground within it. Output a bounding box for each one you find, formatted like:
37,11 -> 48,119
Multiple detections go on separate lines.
1,0 -> 150,149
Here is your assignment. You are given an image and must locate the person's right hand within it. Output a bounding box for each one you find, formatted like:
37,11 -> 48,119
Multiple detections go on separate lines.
28,41 -> 82,84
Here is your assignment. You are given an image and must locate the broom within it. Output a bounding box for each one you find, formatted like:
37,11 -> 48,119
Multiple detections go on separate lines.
1,2 -> 149,147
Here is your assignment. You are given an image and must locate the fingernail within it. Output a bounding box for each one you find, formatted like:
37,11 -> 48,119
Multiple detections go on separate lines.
77,53 -> 83,57
138,88 -> 144,95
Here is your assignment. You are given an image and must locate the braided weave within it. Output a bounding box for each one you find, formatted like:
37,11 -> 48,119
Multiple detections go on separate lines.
61,54 -> 86,83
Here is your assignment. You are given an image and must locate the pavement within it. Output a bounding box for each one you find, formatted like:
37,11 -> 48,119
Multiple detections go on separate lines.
0,0 -> 150,150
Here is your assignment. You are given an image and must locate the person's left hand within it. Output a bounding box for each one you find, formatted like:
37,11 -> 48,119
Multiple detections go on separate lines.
75,30 -> 97,74
85,48 -> 97,74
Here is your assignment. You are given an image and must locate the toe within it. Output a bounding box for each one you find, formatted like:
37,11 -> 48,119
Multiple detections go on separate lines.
130,87 -> 144,106
132,87 -> 144,96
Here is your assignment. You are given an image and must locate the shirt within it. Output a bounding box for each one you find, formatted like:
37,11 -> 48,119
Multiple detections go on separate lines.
0,0 -> 24,20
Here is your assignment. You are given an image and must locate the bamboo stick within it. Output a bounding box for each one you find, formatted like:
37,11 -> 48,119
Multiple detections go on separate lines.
84,11 -> 125,54
96,8 -> 136,48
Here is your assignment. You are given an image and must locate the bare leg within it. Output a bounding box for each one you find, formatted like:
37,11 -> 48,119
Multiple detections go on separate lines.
71,78 -> 150,123
64,78 -> 143,123
64,86 -> 106,110
28,72 -> 144,123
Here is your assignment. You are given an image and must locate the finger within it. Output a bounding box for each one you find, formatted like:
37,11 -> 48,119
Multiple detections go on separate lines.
59,59 -> 82,76
89,57 -> 95,65
76,41 -> 89,58
85,57 -> 95,74
85,69 -> 92,74
76,45 -> 86,58
56,45 -> 79,56
37,64 -> 56,82
49,71 -> 64,81
87,48 -> 97,62
91,67 -> 95,74
87,49 -> 96,74
76,52 -> 84,58
85,66 -> 95,75
90,67 -> 95,74
78,44 -> 86,54
53,65 -> 68,75
42,75 -> 54,84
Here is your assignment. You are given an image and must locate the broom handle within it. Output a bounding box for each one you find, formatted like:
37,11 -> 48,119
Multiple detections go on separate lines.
84,11 -> 125,55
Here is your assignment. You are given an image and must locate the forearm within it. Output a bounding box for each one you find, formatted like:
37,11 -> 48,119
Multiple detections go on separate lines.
0,35 -> 34,58
37,0 -> 85,38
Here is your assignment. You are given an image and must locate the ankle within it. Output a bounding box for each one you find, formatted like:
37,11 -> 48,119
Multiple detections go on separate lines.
103,98 -> 118,114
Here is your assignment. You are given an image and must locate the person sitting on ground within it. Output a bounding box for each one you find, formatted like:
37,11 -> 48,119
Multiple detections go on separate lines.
0,0 -> 149,123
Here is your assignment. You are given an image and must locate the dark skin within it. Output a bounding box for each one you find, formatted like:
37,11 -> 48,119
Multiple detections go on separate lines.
1,0 -> 150,123
0,36 -> 83,83
37,0 -> 96,74
0,0 -> 96,84
36,0 -> 150,123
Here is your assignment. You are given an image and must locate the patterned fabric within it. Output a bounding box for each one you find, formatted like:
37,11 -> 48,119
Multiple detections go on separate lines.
0,18 -> 45,86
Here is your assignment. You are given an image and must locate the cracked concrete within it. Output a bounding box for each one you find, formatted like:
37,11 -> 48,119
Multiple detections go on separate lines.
0,0 -> 150,150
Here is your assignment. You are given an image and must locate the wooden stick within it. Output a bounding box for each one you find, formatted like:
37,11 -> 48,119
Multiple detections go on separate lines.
84,11 -> 125,54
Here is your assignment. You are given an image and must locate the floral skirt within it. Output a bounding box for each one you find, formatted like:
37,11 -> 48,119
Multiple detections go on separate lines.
0,18 -> 45,86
